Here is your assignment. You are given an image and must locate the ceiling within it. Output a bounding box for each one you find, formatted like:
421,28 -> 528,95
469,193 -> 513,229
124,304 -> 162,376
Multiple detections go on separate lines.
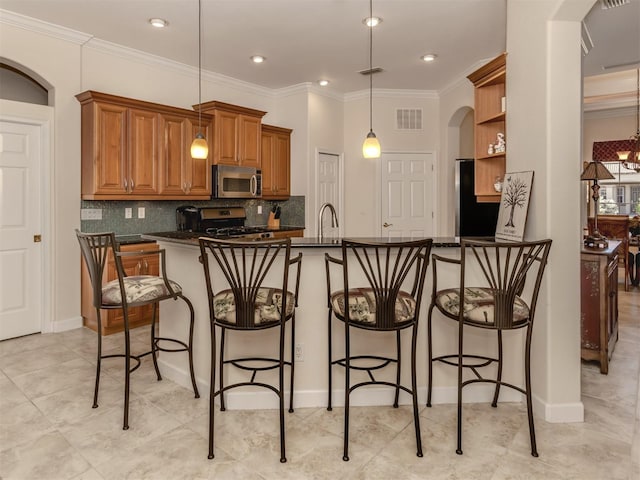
0,0 -> 638,94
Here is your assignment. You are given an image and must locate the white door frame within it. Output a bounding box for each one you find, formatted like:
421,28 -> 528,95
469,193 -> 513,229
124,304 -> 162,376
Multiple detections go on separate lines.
0,99 -> 54,334
376,150 -> 437,237
314,148 -> 344,237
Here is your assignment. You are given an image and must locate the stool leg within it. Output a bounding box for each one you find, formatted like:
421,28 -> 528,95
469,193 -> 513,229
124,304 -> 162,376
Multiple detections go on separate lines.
181,295 -> 200,398
491,330 -> 503,408
343,323 -> 351,462
411,322 -> 423,457
288,315 -> 295,413
456,319 -> 464,455
93,309 -> 103,409
525,324 -> 538,457
279,321 -> 287,463
123,314 -> 131,431
426,304 -> 435,408
150,303 -> 162,381
636,253 -> 640,286
208,322 -> 216,459
327,308 -> 333,411
219,326 -> 226,411
393,330 -> 401,408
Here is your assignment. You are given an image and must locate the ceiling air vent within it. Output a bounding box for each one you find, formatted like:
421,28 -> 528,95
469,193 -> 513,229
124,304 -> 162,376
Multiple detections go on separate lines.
600,0 -> 630,9
396,109 -> 423,131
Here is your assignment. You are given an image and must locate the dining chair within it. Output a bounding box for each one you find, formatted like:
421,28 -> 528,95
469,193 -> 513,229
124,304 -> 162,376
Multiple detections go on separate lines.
76,230 -> 199,430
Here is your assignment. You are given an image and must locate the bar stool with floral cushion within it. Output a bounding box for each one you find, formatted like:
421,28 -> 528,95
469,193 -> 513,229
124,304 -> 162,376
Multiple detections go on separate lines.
76,230 -> 199,431
426,238 -> 552,457
198,237 -> 302,463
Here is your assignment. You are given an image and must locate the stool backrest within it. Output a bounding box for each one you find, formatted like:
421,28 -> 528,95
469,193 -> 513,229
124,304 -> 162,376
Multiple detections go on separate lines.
341,238 -> 433,329
199,237 -> 293,329
460,239 -> 552,329
76,230 -> 119,309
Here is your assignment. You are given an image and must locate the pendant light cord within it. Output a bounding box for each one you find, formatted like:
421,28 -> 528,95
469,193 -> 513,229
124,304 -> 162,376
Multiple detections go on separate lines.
636,68 -> 639,136
369,0 -> 373,132
198,0 -> 202,132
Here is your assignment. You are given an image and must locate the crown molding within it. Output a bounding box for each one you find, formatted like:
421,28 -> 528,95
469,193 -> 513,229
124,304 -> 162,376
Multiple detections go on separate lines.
0,8 -> 91,44
584,105 -> 635,118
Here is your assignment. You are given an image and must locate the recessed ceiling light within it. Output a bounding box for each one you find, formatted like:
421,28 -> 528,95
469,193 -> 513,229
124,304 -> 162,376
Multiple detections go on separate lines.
250,55 -> 266,64
421,54 -> 438,62
318,80 -> 329,87
148,18 -> 168,28
363,16 -> 382,27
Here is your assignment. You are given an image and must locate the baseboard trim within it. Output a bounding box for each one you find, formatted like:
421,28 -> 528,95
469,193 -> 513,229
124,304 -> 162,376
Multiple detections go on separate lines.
533,394 -> 584,423
52,315 -> 83,333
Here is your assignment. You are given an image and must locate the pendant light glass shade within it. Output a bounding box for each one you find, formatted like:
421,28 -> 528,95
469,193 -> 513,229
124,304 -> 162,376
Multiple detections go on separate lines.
191,0 -> 208,160
362,0 -> 380,159
191,132 -> 209,159
363,130 -> 381,158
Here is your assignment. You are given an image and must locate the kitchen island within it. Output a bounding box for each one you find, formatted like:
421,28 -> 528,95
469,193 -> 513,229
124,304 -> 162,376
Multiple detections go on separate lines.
142,233 -> 527,409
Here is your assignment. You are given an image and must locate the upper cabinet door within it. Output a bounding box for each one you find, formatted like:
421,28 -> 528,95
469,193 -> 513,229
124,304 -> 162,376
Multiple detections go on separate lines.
185,117 -> 212,196
128,108 -> 160,195
216,110 -> 239,165
91,102 -> 128,195
158,113 -> 188,196
239,115 -> 261,168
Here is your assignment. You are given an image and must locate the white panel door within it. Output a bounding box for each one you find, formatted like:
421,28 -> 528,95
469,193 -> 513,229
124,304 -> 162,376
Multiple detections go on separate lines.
0,121 -> 42,340
381,152 -> 434,238
318,152 -> 341,237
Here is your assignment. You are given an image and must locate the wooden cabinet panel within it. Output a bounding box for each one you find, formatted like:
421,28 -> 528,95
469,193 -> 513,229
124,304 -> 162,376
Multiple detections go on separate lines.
580,241 -> 620,374
81,242 -> 160,335
198,100 -> 266,168
128,108 -> 159,195
261,124 -> 292,199
92,102 -> 128,195
270,229 -> 303,239
467,53 -> 506,203
240,115 -> 262,168
77,91 -> 213,200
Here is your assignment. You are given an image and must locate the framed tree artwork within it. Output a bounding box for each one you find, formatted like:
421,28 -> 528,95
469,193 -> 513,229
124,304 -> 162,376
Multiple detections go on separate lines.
495,171 -> 534,242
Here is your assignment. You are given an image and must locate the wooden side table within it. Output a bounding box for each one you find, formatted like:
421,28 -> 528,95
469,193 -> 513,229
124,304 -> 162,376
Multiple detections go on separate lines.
580,240 -> 620,374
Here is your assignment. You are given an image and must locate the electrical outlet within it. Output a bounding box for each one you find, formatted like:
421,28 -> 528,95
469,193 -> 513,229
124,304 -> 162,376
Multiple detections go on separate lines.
138,207 -> 145,219
257,205 -> 263,215
295,343 -> 304,362
80,208 -> 102,220
125,208 -> 132,219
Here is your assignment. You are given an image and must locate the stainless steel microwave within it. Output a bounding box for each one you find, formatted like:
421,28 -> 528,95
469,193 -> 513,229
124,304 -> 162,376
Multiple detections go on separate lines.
212,165 -> 262,198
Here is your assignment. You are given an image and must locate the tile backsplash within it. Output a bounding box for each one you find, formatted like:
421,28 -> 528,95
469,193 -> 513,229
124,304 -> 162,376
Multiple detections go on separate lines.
80,196 -> 305,235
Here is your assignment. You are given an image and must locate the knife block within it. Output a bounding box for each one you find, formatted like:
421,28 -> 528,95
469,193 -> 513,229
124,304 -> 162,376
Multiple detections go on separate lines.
267,212 -> 280,229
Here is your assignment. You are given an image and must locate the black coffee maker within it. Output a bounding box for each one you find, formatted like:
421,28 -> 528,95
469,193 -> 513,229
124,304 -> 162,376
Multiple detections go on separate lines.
176,206 -> 199,231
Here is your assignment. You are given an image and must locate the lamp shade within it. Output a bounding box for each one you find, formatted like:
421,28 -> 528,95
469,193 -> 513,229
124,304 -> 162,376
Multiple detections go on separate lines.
580,161 -> 614,181
190,133 -> 209,159
363,130 -> 381,158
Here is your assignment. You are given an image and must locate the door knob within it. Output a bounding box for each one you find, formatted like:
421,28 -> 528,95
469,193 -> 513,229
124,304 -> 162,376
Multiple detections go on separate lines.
383,222 -> 393,228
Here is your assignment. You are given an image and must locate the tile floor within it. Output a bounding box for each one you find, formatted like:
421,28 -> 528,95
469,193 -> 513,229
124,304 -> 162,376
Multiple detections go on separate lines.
1,289 -> 638,480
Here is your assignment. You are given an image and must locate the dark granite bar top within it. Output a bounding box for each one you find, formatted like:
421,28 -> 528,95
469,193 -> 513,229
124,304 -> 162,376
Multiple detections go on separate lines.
140,232 -> 462,248
115,234 -> 156,245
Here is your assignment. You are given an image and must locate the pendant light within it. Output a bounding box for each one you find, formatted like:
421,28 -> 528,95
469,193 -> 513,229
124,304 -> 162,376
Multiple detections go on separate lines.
190,0 -> 208,159
362,0 -> 381,159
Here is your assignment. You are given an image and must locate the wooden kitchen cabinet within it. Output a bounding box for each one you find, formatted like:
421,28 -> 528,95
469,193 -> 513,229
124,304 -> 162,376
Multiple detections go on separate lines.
467,53 -> 506,203
270,229 -> 304,239
81,242 -> 160,335
261,124 -> 292,199
158,113 -> 212,197
76,90 -> 213,200
580,241 -> 620,374
197,100 -> 266,168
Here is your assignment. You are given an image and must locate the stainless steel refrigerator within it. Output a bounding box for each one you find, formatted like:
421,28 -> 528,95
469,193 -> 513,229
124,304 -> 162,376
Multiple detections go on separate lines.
455,159 -> 500,237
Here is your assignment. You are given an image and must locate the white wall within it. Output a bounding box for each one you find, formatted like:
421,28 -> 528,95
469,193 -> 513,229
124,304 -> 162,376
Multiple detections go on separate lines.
342,92 -> 439,236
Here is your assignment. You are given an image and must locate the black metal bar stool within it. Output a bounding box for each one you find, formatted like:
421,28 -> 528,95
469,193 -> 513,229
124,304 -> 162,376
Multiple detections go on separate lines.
426,238 -> 552,457
76,230 -> 199,430
325,238 -> 433,461
199,237 -> 302,463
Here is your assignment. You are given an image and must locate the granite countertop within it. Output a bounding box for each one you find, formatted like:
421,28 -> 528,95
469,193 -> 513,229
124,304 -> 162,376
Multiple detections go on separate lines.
140,232 -> 462,248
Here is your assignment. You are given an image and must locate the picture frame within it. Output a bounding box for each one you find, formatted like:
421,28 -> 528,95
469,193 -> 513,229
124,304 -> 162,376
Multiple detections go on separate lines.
495,170 -> 534,242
